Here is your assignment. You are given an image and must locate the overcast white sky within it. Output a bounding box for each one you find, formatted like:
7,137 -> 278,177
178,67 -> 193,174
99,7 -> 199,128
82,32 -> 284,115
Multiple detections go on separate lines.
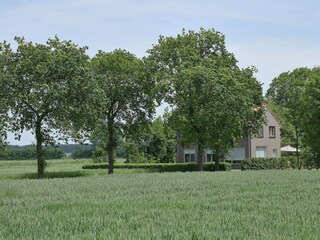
1,0 -> 319,145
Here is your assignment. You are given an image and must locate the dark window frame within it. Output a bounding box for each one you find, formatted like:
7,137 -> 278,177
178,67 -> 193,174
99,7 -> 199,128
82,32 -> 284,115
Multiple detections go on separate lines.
269,126 -> 276,138
184,153 -> 196,162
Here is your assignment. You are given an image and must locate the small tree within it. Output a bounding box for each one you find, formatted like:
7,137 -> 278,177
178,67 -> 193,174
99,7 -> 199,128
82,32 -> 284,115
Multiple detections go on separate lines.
0,37 -> 91,178
91,49 -> 157,174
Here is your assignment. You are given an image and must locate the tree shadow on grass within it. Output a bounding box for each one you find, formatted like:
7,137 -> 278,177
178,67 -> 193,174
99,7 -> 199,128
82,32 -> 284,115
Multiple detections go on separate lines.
17,171 -> 98,179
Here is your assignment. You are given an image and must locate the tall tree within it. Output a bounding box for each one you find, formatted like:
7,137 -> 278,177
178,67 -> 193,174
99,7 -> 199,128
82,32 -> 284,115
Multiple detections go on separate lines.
266,68 -> 311,169
91,49 -> 157,174
0,37 -> 91,178
147,28 -> 264,170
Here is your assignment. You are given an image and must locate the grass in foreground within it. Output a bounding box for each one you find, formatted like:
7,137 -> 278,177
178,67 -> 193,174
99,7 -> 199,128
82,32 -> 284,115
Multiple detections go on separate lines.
0,170 -> 320,239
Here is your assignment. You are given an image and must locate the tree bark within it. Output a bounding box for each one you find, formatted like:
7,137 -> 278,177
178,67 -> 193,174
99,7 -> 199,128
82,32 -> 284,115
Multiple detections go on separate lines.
197,144 -> 204,171
214,148 -> 220,171
107,120 -> 114,174
295,125 -> 301,170
35,120 -> 45,179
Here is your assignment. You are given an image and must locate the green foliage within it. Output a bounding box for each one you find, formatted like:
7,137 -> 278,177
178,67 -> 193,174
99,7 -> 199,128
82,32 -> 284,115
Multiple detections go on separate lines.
124,116 -> 176,163
92,146 -> 107,163
43,148 -> 65,160
0,148 -> 36,160
148,116 -> 176,163
0,41 -> 12,148
266,68 -> 310,149
241,156 -> 316,170
1,171 -> 320,239
90,129 -> 124,163
0,148 -> 64,160
71,148 -> 93,159
124,141 -> 150,163
115,144 -> 127,158
267,67 -> 320,169
147,28 -> 264,169
303,67 -> 320,166
82,162 -> 231,172
242,157 -> 289,170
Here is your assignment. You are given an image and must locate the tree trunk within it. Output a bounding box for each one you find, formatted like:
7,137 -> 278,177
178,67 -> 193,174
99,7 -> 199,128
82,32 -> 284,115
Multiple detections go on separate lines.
315,152 -> 319,170
295,125 -> 301,170
107,121 -> 114,174
214,148 -> 220,171
35,120 -> 45,179
197,144 -> 204,171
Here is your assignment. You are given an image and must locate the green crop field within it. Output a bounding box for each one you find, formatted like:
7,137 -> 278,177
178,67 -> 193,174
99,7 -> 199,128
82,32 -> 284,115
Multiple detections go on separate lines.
0,166 -> 320,239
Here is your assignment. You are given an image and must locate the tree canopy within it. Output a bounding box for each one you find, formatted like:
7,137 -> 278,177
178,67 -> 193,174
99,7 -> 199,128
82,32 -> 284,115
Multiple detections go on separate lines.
303,67 -> 320,166
0,44 -> 10,148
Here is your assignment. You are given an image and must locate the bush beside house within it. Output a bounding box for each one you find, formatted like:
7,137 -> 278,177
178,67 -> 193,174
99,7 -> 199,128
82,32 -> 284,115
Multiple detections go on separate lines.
242,156 -> 316,170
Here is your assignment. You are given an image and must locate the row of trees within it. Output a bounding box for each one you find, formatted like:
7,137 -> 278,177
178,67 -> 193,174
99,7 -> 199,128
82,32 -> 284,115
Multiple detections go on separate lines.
266,67 -> 320,168
0,148 -> 64,160
0,28 -> 265,178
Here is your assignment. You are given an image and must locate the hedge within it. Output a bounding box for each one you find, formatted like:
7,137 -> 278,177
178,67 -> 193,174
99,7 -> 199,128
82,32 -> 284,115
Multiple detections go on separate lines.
82,162 -> 231,172
241,156 -> 315,170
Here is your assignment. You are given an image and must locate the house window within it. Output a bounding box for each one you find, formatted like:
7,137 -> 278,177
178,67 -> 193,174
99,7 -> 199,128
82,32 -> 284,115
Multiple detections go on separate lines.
273,149 -> 278,157
258,126 -> 264,138
225,147 -> 246,161
256,147 -> 267,158
269,126 -> 276,138
205,149 -> 213,162
184,149 -> 196,162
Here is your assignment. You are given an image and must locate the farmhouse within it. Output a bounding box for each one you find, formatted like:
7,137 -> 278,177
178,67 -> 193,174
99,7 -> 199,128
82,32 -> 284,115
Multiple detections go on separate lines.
176,105 -> 281,163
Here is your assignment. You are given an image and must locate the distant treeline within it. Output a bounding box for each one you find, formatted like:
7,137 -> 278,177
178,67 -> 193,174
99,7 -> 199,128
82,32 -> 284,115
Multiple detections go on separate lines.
0,148 -> 64,160
7,144 -> 94,153
1,144 -> 94,160
0,144 -> 129,160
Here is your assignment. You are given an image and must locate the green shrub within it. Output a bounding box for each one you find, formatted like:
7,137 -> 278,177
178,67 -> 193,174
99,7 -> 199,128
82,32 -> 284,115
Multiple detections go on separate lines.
92,147 -> 107,163
241,156 -> 316,170
82,162 -> 231,172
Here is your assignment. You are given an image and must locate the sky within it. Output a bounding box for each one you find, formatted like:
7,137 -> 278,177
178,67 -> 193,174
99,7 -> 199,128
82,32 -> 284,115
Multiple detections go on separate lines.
1,0 -> 319,145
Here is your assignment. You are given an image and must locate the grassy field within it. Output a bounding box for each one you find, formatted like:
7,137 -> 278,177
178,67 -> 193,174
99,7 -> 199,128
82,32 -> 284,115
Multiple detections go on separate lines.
0,159 -> 99,179
0,158 -> 139,179
0,164 -> 320,239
